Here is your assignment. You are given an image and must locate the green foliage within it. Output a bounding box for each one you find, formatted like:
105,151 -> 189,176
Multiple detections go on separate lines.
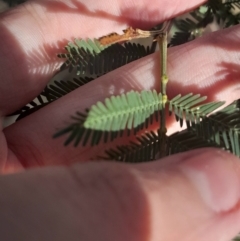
53,90 -> 164,146
8,95 -> 50,121
84,90 -> 163,131
7,77 -> 93,120
9,0 -> 240,169
58,38 -> 109,74
58,40 -> 156,75
10,42 -> 156,120
100,99 -> 240,162
169,93 -> 224,127
169,0 -> 240,47
9,0 -> 240,166
53,91 -> 238,159
232,234 -> 240,241
43,77 -> 94,101
2,0 -> 26,6
209,0 -> 240,27
203,99 -> 240,156
11,0 -> 240,122
4,0 -> 240,240
98,95 -> 236,161
101,130 -> 162,162
169,11 -> 213,47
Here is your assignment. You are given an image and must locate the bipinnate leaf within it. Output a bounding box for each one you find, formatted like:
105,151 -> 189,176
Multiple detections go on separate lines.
84,90 -> 164,131
53,90 -> 164,146
169,93 -> 225,127
100,94 -> 232,162
100,129 -> 164,162
58,40 -> 156,76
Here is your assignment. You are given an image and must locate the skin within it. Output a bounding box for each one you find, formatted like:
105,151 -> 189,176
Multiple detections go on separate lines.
1,0 -> 240,240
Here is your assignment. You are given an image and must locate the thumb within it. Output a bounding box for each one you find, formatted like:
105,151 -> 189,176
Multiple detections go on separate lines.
133,148 -> 240,241
0,148 -> 240,241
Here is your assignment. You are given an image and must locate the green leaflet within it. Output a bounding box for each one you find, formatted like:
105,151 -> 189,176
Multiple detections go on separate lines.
54,93 -> 224,148
43,77 -> 94,101
100,130 -> 162,162
169,0 -> 240,47
53,90 -> 164,146
7,94 -> 51,121
84,90 -> 163,131
170,99 -> 240,157
101,98 -> 240,162
169,93 -> 225,127
60,38 -> 108,58
71,38 -> 108,55
58,41 -> 156,75
10,42 -> 156,121
57,38 -> 108,74
205,100 -> 240,156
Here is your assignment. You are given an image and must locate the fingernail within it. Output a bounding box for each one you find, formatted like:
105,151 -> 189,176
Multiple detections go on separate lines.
179,149 -> 240,213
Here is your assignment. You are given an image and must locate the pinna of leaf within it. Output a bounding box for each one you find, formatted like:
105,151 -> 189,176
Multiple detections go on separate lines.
54,20 -> 240,162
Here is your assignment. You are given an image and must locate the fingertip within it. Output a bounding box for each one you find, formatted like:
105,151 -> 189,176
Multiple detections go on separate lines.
132,148 -> 240,240
179,149 -> 240,213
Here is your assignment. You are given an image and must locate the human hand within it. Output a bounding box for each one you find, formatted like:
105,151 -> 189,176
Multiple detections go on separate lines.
1,0 -> 240,240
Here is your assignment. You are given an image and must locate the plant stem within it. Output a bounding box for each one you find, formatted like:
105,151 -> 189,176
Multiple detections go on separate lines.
157,25 -> 169,157
158,31 -> 168,134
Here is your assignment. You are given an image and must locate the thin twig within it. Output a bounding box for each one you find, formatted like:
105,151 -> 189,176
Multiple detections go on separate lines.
157,20 -> 171,157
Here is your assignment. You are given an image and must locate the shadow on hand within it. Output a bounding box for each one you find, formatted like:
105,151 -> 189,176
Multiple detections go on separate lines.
35,0 -> 165,29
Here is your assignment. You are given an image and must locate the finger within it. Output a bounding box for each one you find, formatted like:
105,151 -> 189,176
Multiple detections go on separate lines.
1,149 -> 240,241
0,0 -> 207,115
3,24 -> 240,170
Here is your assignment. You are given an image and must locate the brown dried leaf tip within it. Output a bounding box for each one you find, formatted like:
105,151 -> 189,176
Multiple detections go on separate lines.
98,27 -> 153,46
98,21 -> 172,46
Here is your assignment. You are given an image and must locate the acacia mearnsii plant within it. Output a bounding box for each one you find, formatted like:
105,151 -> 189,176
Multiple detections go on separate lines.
10,0 -> 240,164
